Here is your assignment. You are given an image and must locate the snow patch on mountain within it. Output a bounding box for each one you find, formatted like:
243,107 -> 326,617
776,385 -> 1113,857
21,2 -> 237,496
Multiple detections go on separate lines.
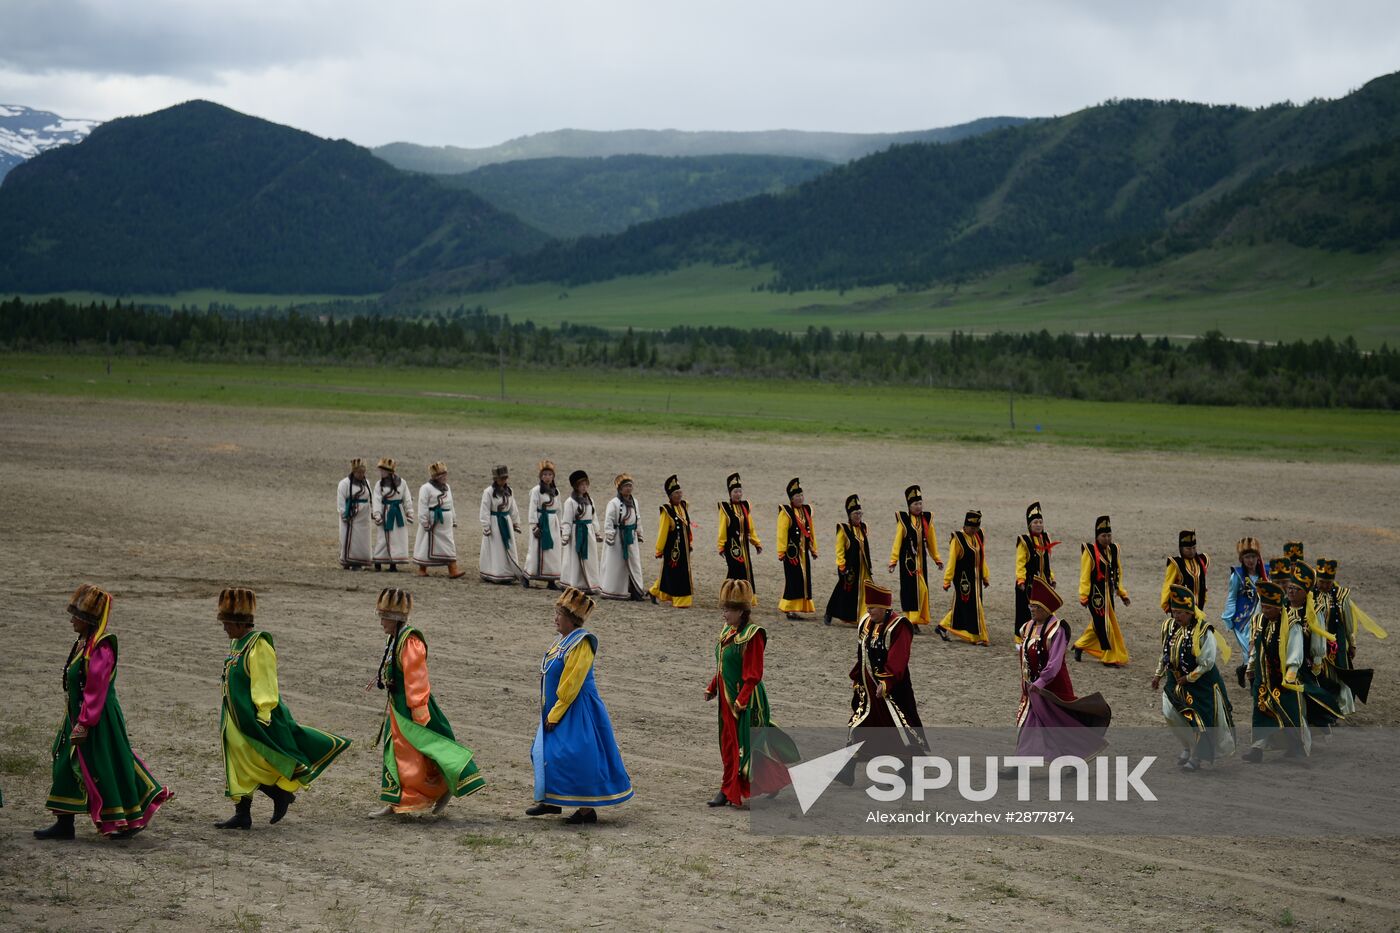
0,105 -> 101,179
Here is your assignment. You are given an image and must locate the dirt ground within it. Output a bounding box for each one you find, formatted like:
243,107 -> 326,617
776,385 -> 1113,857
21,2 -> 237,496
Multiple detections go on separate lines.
1,394 -> 1398,932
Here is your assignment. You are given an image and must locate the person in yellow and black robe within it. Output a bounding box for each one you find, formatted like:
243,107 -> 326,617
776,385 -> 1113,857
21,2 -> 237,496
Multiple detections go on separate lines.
1285,561 -> 1344,733
824,494 -> 871,627
939,510 -> 990,645
1313,557 -> 1385,714
1074,514 -> 1131,665
717,472 -> 761,606
1013,501 -> 1057,643
887,484 -> 942,632
1152,585 -> 1236,771
776,477 -> 818,619
1160,529 -> 1208,613
1242,581 -> 1310,762
649,474 -> 695,608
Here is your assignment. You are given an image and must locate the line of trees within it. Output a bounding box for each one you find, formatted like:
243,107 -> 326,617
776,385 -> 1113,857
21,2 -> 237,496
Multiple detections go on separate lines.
2,297 -> 1397,410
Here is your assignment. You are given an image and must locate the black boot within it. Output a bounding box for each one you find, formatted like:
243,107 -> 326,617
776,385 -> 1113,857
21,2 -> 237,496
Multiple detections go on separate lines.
374,563 -> 383,572
936,627 -> 950,642
259,784 -> 295,824
1235,664 -> 1248,690
1073,647 -> 1083,662
388,564 -> 398,573
823,612 -> 833,626
565,807 -> 598,825
525,802 -> 563,817
706,791 -> 730,807
33,814 -> 76,840
215,796 -> 253,830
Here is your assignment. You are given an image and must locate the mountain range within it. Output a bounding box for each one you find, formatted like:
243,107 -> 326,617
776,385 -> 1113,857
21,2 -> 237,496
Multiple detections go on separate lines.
0,105 -> 99,179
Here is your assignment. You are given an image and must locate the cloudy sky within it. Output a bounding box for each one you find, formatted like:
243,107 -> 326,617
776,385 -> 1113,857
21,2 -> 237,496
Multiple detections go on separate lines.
2,0 -> 1398,148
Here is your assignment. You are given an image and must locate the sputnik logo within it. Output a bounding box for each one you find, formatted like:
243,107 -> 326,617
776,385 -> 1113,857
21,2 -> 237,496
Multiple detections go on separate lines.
788,741 -> 864,814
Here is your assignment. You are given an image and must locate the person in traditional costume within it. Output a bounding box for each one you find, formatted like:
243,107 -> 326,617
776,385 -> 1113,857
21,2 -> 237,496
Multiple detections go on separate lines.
35,584 -> 173,840
1222,537 -> 1265,686
649,474 -> 695,608
835,582 -> 927,785
480,464 -> 528,586
887,484 -> 942,632
1313,557 -> 1385,714
527,587 -> 633,825
1242,581 -> 1310,762
561,470 -> 604,595
1074,515 -> 1131,664
939,510 -> 991,645
1160,529 -> 1208,613
216,587 -> 351,829
337,459 -> 372,570
1285,562 -> 1343,733
1013,502 -> 1057,643
824,494 -> 872,626
705,580 -> 798,807
414,461 -> 464,578
1008,577 -> 1111,767
601,474 -> 645,600
776,477 -> 818,620
527,460 -> 564,589
1152,585 -> 1236,770
371,457 -> 414,572
369,588 -> 485,818
717,472 -> 762,606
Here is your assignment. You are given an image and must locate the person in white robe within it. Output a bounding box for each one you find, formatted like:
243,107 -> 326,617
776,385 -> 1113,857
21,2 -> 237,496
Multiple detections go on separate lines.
601,474 -> 645,600
480,464 -> 527,586
414,461 -> 464,578
527,459 -> 564,588
337,458 -> 372,570
561,470 -> 604,594
371,457 -> 414,571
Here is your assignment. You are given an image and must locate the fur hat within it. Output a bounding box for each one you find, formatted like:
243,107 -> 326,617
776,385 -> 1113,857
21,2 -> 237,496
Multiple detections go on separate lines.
1026,501 -> 1043,526
1257,581 -> 1286,608
719,578 -> 754,609
492,464 -> 510,480
377,457 -> 397,472
1236,537 -> 1261,559
1167,584 -> 1195,613
614,473 -> 633,490
349,458 -> 366,473
1178,530 -> 1197,550
376,587 -> 413,622
1315,558 -> 1338,581
845,494 -> 862,515
1028,575 -> 1062,614
726,472 -> 742,492
786,477 -> 802,500
555,586 -> 595,623
1095,515 -> 1112,535
905,485 -> 922,506
664,474 -> 681,495
67,583 -> 112,626
569,469 -> 589,489
964,509 -> 982,528
863,581 -> 893,609
217,587 -> 258,624
429,460 -> 448,478
537,459 -> 556,476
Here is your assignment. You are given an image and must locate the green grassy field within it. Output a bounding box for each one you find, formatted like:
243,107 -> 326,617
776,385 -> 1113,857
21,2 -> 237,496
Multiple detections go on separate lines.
7,288 -> 380,310
2,353 -> 1395,462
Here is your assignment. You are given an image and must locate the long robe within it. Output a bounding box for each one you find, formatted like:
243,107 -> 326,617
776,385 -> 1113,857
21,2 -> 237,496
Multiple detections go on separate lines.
336,475 -> 373,567
848,613 -> 927,758
601,495 -> 644,600
717,500 -> 761,603
371,475 -> 415,565
776,503 -> 818,613
825,521 -> 871,625
531,628 -> 633,808
526,484 -> 564,582
378,626 -> 484,811
1160,553 -> 1209,613
708,623 -> 797,805
1221,565 -> 1263,654
940,530 -> 990,644
1015,617 -> 1110,760
1156,615 -> 1236,763
1073,542 -> 1130,665
1291,602 -> 1344,730
560,495 -> 603,594
1013,532 -> 1055,641
413,482 -> 457,567
221,631 -> 351,798
46,630 -> 172,834
649,500 -> 695,607
1247,609 -> 1310,756
1314,585 -> 1374,714
479,484 -> 524,583
890,511 -> 940,625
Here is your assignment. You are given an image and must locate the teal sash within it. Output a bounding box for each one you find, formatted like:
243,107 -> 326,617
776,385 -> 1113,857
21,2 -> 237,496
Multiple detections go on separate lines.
383,499 -> 405,532
621,522 -> 636,560
492,509 -> 512,542
430,503 -> 450,526
575,519 -> 592,559
342,496 -> 367,521
538,507 -> 556,551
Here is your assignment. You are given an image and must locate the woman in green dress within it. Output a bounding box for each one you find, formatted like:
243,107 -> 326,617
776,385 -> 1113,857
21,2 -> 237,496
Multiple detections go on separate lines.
36,584 -> 173,840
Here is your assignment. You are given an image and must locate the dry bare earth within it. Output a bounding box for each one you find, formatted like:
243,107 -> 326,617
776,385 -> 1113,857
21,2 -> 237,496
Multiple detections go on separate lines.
1,394 -> 1398,933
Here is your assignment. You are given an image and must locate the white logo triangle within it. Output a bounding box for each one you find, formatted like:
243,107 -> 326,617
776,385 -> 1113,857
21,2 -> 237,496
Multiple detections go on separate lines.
788,741 -> 864,815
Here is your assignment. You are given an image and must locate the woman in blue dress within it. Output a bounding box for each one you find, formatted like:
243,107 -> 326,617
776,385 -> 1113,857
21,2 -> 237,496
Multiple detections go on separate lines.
1222,537 -> 1266,686
527,587 -> 633,824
